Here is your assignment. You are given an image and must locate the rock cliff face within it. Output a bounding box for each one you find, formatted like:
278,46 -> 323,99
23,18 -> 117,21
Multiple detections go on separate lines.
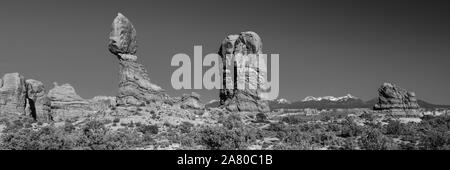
108,13 -> 166,106
218,32 -> 270,112
374,83 -> 420,110
47,83 -> 91,121
25,79 -> 51,121
47,83 -> 85,103
0,73 -> 51,121
0,73 -> 27,115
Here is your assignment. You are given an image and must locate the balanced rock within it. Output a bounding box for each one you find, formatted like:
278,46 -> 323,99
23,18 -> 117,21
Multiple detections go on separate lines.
374,83 -> 420,110
108,13 -> 166,106
108,13 -> 137,56
218,32 -> 270,112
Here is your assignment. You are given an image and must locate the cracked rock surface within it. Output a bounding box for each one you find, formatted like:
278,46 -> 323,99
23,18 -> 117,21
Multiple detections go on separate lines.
108,13 -> 167,106
218,32 -> 270,112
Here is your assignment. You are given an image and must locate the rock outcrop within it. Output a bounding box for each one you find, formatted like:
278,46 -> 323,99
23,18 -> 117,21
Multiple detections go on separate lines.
48,83 -> 91,121
25,79 -> 51,121
108,13 -> 166,106
0,73 -> 27,115
0,73 -> 51,121
374,83 -> 420,110
48,83 -> 85,103
218,32 -> 270,112
179,92 -> 205,110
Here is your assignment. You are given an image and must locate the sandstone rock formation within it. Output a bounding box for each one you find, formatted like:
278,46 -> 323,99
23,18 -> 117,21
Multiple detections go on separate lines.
48,83 -> 90,121
0,73 -> 27,115
25,79 -> 51,121
108,13 -> 166,106
89,96 -> 117,108
179,92 -> 205,110
0,73 -> 51,121
218,32 -> 270,112
48,82 -> 85,102
374,83 -> 420,110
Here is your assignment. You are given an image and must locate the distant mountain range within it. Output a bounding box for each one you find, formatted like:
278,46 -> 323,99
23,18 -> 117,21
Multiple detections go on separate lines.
206,94 -> 450,110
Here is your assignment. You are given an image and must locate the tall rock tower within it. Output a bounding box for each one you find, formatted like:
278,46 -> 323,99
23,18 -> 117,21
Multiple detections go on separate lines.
108,13 -> 167,106
218,32 -> 270,112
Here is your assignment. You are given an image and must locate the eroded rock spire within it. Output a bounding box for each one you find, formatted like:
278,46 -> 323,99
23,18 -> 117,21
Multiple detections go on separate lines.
218,31 -> 270,112
108,13 -> 166,106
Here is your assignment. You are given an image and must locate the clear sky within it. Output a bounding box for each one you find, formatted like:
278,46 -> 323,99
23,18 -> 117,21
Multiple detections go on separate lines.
1,0 -> 449,104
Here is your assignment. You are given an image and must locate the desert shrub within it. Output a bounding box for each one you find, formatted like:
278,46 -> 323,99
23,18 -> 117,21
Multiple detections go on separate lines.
102,119 -> 112,125
323,111 -> 350,119
320,115 -> 332,122
179,122 -> 194,134
281,115 -> 319,124
311,130 -> 344,148
164,128 -> 197,148
342,138 -> 359,150
21,117 -> 36,126
298,123 -> 327,132
63,122 -> 76,133
0,119 -> 153,150
267,122 -> 287,132
137,124 -> 159,135
360,113 -> 375,121
419,130 -> 450,150
420,115 -> 450,132
101,128 -> 145,149
2,119 -> 27,133
359,128 -> 398,150
127,121 -> 135,128
196,125 -> 255,150
113,118 -> 120,123
75,120 -> 148,150
266,123 -> 290,139
76,120 -> 109,150
220,114 -> 243,130
326,123 -> 342,132
272,142 -> 318,150
283,128 -> 314,145
0,118 -> 9,125
135,122 -> 142,127
385,120 -> 406,136
338,119 -> 365,138
0,126 -> 73,150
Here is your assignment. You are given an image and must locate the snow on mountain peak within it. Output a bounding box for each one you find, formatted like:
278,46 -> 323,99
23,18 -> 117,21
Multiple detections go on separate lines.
275,98 -> 291,104
302,94 -> 358,102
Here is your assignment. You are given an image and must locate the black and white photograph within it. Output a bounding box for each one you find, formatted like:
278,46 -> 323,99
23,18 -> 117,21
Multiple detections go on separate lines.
0,0 -> 449,168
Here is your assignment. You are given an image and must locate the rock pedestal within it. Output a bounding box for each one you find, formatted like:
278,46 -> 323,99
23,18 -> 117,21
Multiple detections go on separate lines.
374,83 -> 420,110
218,32 -> 270,112
108,13 -> 166,106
